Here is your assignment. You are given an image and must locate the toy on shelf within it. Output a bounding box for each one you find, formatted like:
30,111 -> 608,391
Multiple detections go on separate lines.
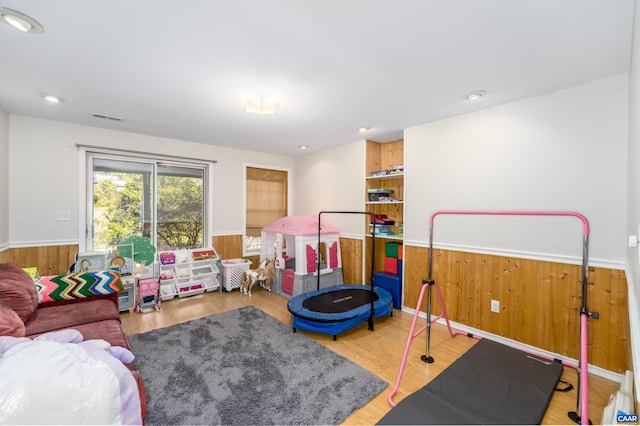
192,248 -> 217,261
367,188 -> 395,202
159,252 -> 176,265
105,244 -> 134,275
369,214 -> 395,236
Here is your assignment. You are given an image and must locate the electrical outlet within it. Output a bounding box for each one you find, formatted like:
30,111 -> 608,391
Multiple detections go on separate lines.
491,299 -> 500,313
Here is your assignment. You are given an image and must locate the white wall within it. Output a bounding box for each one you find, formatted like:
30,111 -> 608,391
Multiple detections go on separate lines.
8,115 -> 294,246
0,106 -> 9,247
626,0 -> 640,402
293,140 -> 365,235
405,74 -> 629,268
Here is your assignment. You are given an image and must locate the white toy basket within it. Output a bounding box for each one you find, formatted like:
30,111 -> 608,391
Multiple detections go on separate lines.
220,258 -> 252,292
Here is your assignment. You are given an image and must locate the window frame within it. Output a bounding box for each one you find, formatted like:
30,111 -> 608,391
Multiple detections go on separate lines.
243,163 -> 292,257
79,147 -> 214,253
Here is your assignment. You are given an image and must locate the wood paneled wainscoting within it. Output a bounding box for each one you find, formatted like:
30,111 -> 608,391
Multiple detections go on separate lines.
0,236 -> 359,279
212,234 -> 260,266
340,237 -> 364,285
0,245 -> 78,275
212,234 -> 244,260
0,236 -> 253,276
2,238 -> 628,374
213,235 -> 366,283
402,245 -> 630,374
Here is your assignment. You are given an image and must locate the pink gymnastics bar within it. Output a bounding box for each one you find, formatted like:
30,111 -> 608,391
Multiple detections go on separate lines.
388,210 -> 592,425
429,210 -> 590,235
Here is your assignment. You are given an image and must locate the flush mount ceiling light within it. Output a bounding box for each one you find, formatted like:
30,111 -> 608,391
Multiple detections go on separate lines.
40,93 -> 64,103
0,7 -> 44,33
465,90 -> 487,101
298,145 -> 308,150
245,96 -> 280,115
358,127 -> 369,133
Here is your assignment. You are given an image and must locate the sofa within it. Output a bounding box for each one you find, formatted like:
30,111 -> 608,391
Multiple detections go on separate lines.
0,263 -> 146,424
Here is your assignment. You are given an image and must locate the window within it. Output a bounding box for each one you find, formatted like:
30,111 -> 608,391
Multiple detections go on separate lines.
244,166 -> 289,254
87,154 -> 209,252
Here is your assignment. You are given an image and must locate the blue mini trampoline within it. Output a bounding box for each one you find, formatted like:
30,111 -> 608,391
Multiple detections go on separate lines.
288,284 -> 393,339
287,211 -> 394,340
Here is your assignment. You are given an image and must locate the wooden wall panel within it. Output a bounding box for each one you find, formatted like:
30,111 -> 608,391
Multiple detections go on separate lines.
0,237 -> 249,276
211,235 -> 365,285
0,249 -> 10,264
366,140 -> 382,175
403,245 -> 630,373
0,245 -> 78,275
339,237 -> 363,285
379,139 -> 404,170
2,237 -> 627,373
212,234 -> 243,260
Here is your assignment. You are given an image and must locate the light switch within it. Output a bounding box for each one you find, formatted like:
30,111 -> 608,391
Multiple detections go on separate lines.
56,210 -> 71,222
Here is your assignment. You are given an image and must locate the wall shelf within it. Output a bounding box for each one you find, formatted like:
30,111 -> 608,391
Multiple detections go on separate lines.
365,173 -> 404,180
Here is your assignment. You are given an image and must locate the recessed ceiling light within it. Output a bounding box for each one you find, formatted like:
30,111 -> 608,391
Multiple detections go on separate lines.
358,127 -> 369,133
298,145 -> 308,150
245,96 -> 280,115
465,90 -> 487,101
0,7 -> 44,33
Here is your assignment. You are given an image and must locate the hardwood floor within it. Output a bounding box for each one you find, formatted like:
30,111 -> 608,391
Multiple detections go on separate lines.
120,289 -> 619,425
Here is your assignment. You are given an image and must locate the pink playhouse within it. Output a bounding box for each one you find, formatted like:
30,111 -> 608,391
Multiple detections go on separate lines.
260,215 -> 343,298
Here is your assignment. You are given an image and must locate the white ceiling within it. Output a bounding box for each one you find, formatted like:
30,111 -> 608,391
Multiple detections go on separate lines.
0,0 -> 634,157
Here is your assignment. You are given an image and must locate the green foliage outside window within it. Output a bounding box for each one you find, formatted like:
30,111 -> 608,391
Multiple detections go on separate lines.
93,172 -> 204,251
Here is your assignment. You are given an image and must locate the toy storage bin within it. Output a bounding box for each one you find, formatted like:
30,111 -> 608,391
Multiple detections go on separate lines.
160,283 -> 177,300
203,275 -> 220,292
220,258 -> 252,292
176,280 -> 205,298
174,264 -> 192,280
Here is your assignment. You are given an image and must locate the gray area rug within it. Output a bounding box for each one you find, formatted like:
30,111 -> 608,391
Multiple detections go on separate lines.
128,305 -> 388,425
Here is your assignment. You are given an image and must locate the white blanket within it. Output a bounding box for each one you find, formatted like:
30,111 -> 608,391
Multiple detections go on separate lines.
0,330 -> 142,425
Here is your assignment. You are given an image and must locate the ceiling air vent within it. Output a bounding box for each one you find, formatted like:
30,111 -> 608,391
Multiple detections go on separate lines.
91,113 -> 124,122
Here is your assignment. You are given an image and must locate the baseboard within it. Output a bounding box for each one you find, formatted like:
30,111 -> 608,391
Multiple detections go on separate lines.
400,305 -> 624,383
